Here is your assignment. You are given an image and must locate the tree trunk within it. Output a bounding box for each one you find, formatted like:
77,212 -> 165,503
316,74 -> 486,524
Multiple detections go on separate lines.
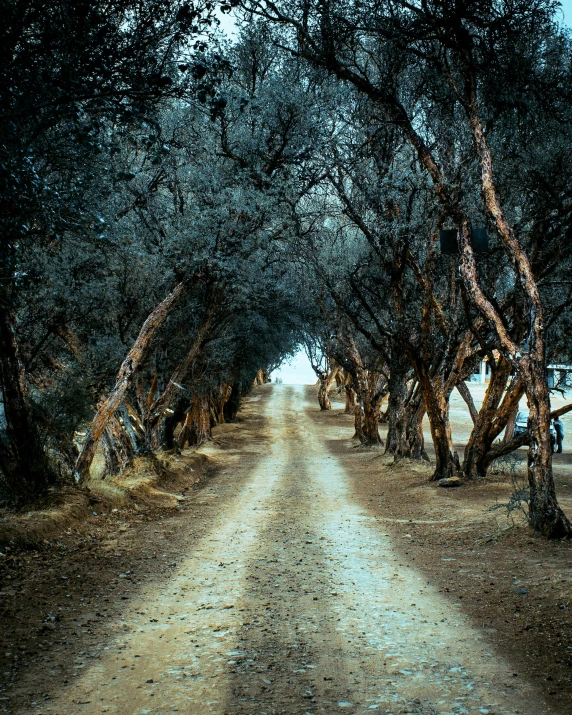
178,393 -> 212,448
417,365 -> 459,481
405,398 -> 429,460
118,404 -> 142,455
318,377 -> 332,410
523,361 -> 572,538
385,351 -> 409,456
362,397 -> 383,445
456,380 -> 479,424
461,73 -> 571,535
223,382 -> 242,422
144,313 -> 214,447
462,357 -> 514,480
75,278 -> 193,481
101,414 -> 135,477
163,398 -> 189,450
215,384 -> 232,424
0,305 -> 56,503
353,402 -> 364,441
503,407 -> 518,443
344,383 -> 356,414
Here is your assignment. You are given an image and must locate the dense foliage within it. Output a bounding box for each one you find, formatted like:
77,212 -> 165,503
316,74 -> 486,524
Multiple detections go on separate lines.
1,0 -> 572,538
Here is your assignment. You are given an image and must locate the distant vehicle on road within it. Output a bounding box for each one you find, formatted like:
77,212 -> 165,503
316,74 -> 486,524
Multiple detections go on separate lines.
513,411 -> 557,451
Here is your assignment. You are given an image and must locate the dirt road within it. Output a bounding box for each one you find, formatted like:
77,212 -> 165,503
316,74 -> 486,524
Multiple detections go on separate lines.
23,385 -> 547,715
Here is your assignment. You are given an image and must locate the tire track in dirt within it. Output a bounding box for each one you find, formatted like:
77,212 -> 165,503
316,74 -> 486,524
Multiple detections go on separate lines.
19,385 -> 549,715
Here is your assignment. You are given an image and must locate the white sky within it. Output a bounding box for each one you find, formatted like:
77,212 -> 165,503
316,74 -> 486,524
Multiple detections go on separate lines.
271,350 -> 317,385
561,0 -> 572,23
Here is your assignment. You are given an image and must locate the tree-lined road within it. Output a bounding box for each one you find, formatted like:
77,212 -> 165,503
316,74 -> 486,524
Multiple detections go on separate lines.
33,386 -> 543,715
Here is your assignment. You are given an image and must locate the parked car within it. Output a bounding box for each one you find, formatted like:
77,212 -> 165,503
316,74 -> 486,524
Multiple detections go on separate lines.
513,411 -> 557,451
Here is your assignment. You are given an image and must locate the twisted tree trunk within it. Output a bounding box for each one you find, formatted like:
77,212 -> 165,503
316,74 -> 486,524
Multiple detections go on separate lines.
462,363 -> 524,480
75,277 -> 194,481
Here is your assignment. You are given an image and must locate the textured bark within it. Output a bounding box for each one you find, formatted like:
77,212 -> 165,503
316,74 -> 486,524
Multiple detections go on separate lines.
144,312 -> 214,447
463,78 -> 571,536
456,380 -> 479,424
503,407 -> 518,443
344,382 -> 356,414
385,350 -> 409,456
405,397 -> 429,461
345,338 -> 385,446
254,369 -> 269,386
317,378 -> 332,411
353,403 -> 364,442
362,398 -> 383,445
417,363 -> 459,481
0,304 -> 56,502
118,404 -> 142,455
101,414 -> 135,477
462,358 -> 515,480
214,384 -> 232,424
523,360 -> 572,538
178,393 -> 212,448
75,278 -> 193,481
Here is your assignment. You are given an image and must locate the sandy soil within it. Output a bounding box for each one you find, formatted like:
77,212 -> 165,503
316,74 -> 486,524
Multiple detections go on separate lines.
0,384 -> 571,715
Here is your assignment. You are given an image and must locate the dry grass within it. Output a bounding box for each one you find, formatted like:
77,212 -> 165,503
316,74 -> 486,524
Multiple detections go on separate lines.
0,450 -> 210,549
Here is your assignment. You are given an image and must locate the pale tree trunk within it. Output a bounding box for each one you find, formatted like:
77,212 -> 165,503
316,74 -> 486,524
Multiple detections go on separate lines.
503,407 -> 518,443
318,377 -> 332,410
456,380 -> 479,424
215,384 -> 232,424
75,278 -> 193,481
254,369 -> 269,386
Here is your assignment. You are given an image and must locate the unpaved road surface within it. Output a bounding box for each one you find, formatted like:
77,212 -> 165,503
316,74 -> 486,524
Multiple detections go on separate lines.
16,386 -> 549,714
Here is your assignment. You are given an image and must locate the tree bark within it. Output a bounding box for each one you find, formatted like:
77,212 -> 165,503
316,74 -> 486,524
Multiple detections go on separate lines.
344,382 -> 356,414
101,414 -> 135,477
523,360 -> 572,538
417,363 -> 459,480
353,402 -> 364,442
462,357 -> 515,479
456,380 -> 479,424
385,350 -> 409,456
75,277 -> 194,481
144,313 -> 213,448
178,393 -> 212,448
223,382 -> 242,422
0,305 -> 56,503
462,78 -> 571,536
405,397 -> 429,461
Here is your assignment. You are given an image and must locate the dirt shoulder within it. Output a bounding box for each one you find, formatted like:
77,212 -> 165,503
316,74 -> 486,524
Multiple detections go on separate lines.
310,387 -> 572,714
0,387 -> 273,713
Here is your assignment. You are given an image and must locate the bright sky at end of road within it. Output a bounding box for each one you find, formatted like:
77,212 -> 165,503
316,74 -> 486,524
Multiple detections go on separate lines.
561,0 -> 572,24
271,349 -> 317,385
